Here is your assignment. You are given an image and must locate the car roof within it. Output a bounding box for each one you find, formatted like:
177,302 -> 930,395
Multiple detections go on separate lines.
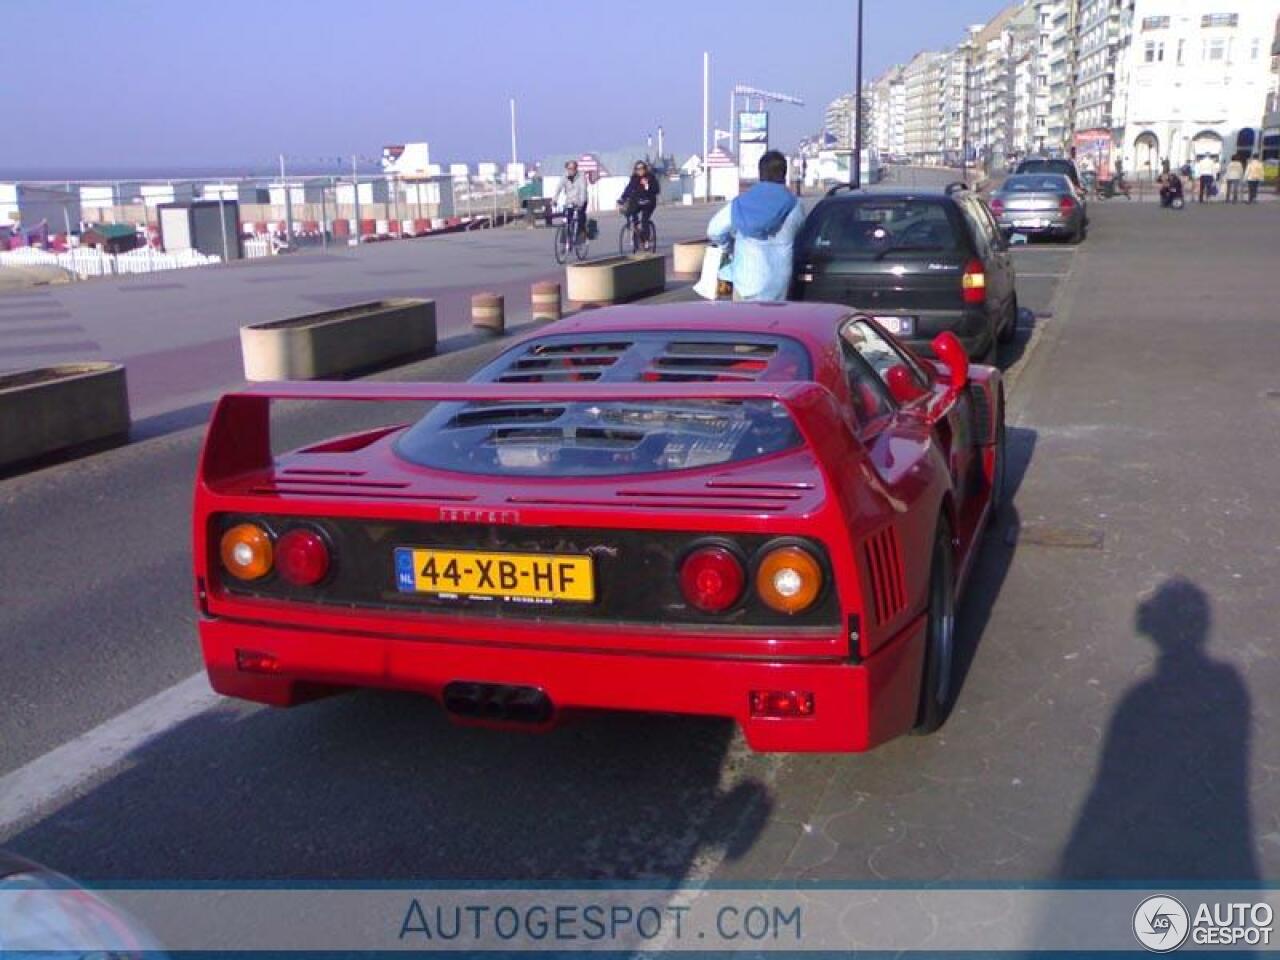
515,302 -> 852,384
815,188 -> 957,203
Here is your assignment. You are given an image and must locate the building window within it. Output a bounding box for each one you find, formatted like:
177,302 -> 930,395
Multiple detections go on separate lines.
1200,13 -> 1238,28
1203,36 -> 1227,61
1144,40 -> 1165,62
1177,38 -> 1185,64
1250,37 -> 1260,60
1141,15 -> 1170,30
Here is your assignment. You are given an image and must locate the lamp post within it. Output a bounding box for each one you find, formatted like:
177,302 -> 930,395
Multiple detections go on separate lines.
852,0 -> 864,189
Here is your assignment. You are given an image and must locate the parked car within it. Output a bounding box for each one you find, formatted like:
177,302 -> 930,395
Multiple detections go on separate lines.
193,303 -> 1005,753
1014,156 -> 1083,190
790,184 -> 1018,362
989,173 -> 1088,243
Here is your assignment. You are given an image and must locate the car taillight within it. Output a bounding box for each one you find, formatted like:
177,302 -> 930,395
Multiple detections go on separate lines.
756,544 -> 823,614
680,545 -> 746,613
961,258 -> 987,305
750,690 -> 815,718
990,198 -> 1004,216
276,528 -> 331,586
1059,195 -> 1076,215
220,523 -> 273,581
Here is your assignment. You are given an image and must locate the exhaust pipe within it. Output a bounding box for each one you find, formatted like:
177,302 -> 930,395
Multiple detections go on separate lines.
443,682 -> 553,725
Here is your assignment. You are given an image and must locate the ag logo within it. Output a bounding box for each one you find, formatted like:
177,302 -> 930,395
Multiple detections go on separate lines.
1133,896 -> 1190,952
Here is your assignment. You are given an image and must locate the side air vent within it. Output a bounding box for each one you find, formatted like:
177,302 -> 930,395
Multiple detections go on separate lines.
968,383 -> 991,443
864,526 -> 907,625
495,341 -> 631,382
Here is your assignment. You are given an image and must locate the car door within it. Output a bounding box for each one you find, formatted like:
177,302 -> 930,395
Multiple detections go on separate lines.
836,318 -> 971,643
840,317 -> 975,506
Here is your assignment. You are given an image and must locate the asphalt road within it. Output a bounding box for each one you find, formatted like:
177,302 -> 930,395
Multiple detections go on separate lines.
5,189 -> 1275,891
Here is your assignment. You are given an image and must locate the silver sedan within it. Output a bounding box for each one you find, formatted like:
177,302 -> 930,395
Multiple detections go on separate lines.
988,173 -> 1088,243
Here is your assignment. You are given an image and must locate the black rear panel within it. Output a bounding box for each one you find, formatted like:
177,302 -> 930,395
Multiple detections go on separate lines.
213,515 -> 840,631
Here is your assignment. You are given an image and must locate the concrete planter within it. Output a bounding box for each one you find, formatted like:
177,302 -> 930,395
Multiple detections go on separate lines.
0,362 -> 130,470
240,298 -> 437,381
672,238 -> 709,276
565,254 -> 666,305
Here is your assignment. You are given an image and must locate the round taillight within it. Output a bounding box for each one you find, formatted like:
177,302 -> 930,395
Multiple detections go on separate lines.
756,545 -> 823,614
679,546 -> 745,613
276,528 -> 331,586
220,523 -> 273,581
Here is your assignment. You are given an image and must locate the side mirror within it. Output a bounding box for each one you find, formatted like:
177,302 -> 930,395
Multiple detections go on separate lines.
885,364 -> 928,405
931,331 -> 969,392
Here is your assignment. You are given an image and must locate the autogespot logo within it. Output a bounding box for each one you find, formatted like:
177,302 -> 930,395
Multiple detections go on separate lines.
1133,896 -> 1190,952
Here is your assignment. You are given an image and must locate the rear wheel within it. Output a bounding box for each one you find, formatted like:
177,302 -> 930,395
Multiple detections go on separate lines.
641,220 -> 658,253
573,226 -> 591,261
913,516 -> 958,734
998,295 -> 1018,344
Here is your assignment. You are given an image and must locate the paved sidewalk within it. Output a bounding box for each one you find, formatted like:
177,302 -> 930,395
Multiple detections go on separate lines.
718,199 -> 1280,884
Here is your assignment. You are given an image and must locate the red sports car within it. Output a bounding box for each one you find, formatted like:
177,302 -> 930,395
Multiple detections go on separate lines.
193,302 -> 1004,752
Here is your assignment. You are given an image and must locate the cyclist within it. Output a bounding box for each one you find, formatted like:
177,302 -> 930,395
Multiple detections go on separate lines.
553,160 -> 590,244
618,160 -> 660,238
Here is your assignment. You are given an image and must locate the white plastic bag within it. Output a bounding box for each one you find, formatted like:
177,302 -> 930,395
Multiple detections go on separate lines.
693,244 -> 726,300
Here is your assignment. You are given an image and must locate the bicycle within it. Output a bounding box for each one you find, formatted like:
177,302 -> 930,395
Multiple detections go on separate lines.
618,205 -> 657,255
553,207 -> 590,264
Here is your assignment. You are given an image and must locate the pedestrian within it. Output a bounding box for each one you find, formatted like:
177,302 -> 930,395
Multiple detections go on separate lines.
1245,154 -> 1265,204
1224,154 -> 1244,204
705,150 -> 806,302
1195,154 -> 1217,203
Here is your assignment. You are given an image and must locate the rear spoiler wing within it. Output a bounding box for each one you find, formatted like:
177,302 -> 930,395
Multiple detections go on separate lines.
198,380 -> 855,485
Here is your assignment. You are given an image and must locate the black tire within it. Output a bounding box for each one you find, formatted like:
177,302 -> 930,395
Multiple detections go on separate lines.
553,225 -> 569,265
997,295 -> 1018,344
987,390 -> 1006,527
574,229 -> 590,261
618,222 -> 634,256
642,220 -> 658,253
913,516 -> 958,734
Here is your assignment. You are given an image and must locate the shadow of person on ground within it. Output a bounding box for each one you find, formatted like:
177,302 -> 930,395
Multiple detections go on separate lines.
1057,577 -> 1257,881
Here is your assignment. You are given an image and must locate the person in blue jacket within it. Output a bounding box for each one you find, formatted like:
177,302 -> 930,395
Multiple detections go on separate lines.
706,150 -> 806,301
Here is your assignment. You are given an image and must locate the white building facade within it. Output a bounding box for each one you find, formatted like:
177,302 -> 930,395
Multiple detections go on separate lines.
1117,0 -> 1280,175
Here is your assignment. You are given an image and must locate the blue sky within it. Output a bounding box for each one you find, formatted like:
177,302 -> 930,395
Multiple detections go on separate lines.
5,0 -> 1010,170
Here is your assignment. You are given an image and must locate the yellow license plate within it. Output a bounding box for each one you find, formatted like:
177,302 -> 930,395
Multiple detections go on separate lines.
394,547 -> 595,603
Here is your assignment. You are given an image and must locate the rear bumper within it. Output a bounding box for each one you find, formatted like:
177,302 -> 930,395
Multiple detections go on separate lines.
198,615 -> 927,753
997,213 -> 1079,236
888,308 -> 992,359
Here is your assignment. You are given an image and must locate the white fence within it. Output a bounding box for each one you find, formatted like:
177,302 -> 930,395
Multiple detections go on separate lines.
0,245 -> 221,279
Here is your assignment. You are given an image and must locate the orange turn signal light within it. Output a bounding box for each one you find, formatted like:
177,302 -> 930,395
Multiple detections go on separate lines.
756,545 -> 823,614
220,523 -> 273,581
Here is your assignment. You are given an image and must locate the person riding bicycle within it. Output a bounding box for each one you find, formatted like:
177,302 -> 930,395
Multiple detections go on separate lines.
618,160 -> 660,231
553,160 -> 590,243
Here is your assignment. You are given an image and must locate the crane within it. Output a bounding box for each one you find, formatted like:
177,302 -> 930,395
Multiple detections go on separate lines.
729,84 -> 805,154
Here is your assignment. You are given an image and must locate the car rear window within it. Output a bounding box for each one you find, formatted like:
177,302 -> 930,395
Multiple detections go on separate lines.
1018,159 -> 1076,179
797,198 -> 960,260
1003,175 -> 1071,192
394,332 -> 811,477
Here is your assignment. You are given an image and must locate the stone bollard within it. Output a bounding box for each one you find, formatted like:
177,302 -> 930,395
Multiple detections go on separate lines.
531,281 -> 561,322
471,292 -> 505,334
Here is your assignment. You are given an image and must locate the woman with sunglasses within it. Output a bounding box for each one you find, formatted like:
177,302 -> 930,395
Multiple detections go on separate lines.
617,161 -> 661,252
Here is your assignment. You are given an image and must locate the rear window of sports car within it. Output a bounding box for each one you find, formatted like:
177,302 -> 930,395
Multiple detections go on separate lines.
394,332 -> 812,477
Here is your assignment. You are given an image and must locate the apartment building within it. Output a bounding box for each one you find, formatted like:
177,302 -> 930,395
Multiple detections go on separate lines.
903,51 -> 946,163
870,66 -> 908,157
1117,0 -> 1280,174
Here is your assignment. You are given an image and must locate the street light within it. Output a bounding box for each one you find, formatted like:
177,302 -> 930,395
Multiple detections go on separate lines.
852,0 -> 864,189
